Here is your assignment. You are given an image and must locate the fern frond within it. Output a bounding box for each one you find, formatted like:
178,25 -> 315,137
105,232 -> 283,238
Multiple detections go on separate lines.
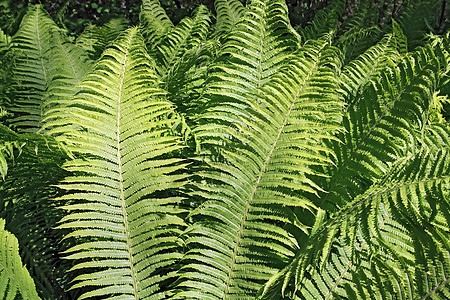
288,215 -> 450,299
151,5 -> 214,117
195,0 -> 298,115
76,18 -> 129,60
165,39 -> 219,116
101,18 -> 129,45
260,149 -> 450,299
259,41 -> 448,299
53,27 -> 188,299
429,33 -> 450,109
336,26 -> 382,65
174,7 -> 343,295
75,24 -> 104,59
419,123 -> 450,152
0,219 -> 41,300
340,22 -> 406,107
0,28 -> 11,53
322,43 -> 440,211
0,125 -> 20,181
297,0 -> 345,42
398,0 -> 442,50
53,0 -> 70,30
139,0 -> 173,49
213,0 -> 245,37
8,5 -> 61,133
0,123 -> 73,298
335,0 -> 383,63
266,236 -> 399,299
152,5 -> 212,79
40,31 -> 93,134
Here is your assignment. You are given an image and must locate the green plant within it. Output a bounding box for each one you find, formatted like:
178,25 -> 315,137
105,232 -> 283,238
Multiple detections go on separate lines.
0,218 -> 41,299
0,0 -> 449,299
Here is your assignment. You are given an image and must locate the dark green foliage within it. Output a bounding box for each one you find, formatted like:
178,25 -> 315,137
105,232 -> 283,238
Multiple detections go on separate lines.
7,5 -> 60,132
0,123 -> 74,299
0,28 -> 14,121
0,0 -> 448,299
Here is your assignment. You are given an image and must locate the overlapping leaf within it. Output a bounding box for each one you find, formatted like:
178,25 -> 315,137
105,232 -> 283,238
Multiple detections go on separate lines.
173,1 -> 343,297
52,27 -> 188,299
260,149 -> 450,299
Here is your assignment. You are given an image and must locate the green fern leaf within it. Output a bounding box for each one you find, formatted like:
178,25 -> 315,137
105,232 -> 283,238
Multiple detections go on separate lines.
0,123 -> 72,298
0,131 -> 18,181
8,5 -> 61,133
152,5 -> 212,79
165,39 -> 219,116
340,22 -> 406,107
53,27 -> 188,299
297,0 -> 345,41
140,0 -> 174,49
0,218 -> 41,300
173,2 -> 344,295
0,28 -> 11,54
76,18 -> 129,60
419,123 -> 450,152
321,43 -> 441,212
213,0 -> 245,37
75,24 -> 105,59
193,0 -> 298,115
40,31 -> 93,135
260,149 -> 450,299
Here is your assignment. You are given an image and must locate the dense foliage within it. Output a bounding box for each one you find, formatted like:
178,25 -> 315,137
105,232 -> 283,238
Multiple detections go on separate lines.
0,0 -> 449,299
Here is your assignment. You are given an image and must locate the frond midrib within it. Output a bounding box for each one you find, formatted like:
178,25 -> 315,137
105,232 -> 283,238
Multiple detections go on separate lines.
320,174 -> 450,246
115,31 -> 139,299
58,37 -> 82,83
35,7 -> 47,84
344,33 -> 395,108
420,277 -> 450,299
160,24 -> 194,79
222,46 -> 320,299
323,52 -> 438,207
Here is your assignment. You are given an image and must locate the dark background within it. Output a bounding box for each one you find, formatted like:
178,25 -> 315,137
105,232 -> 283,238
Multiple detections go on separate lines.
1,0 -> 447,38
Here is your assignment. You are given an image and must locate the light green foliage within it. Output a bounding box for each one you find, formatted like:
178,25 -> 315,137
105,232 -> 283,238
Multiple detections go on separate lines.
0,219 -> 41,300
339,23 -> 404,107
0,0 -> 448,299
0,28 -> 11,52
260,149 -> 450,299
153,4 -> 213,114
51,27 -> 188,300
0,138 -> 18,181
